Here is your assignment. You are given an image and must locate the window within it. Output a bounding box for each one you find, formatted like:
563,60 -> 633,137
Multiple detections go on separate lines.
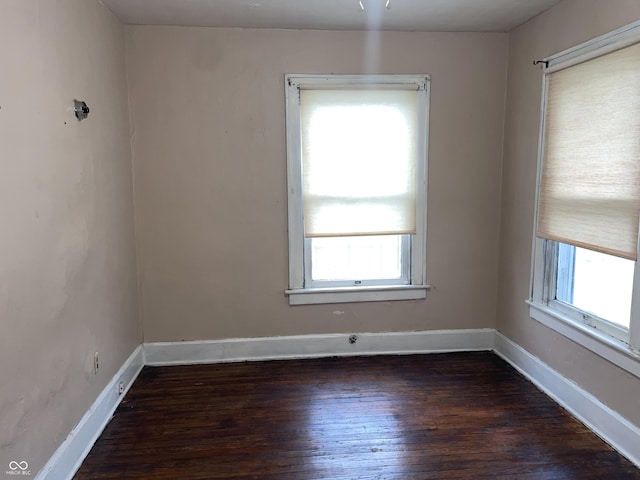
529,22 -> 640,372
284,75 -> 430,305
556,244 -> 634,332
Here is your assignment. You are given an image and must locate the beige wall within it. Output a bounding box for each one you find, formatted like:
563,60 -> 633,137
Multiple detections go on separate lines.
7,0 -> 640,474
125,27 -> 507,342
497,0 -> 640,426
0,0 -> 140,473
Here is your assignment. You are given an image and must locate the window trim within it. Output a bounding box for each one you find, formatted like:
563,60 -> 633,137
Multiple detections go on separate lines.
284,74 -> 430,305
529,20 -> 640,376
527,301 -> 640,380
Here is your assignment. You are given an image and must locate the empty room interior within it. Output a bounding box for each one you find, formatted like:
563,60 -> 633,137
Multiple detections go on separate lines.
2,0 -> 640,478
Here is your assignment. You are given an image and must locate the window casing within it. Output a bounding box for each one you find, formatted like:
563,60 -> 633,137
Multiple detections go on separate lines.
529,21 -> 640,377
284,74 -> 430,305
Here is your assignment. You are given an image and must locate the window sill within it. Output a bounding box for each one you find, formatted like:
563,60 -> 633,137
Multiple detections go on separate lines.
527,300 -> 640,380
286,285 -> 430,306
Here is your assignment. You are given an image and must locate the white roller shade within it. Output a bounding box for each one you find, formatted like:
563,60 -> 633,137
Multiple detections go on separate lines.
300,89 -> 418,238
537,42 -> 640,260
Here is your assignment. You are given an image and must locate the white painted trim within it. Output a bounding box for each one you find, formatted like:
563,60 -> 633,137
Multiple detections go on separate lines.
530,17 -> 640,367
38,331 -> 640,479
35,345 -> 145,480
528,301 -> 640,379
144,329 -> 494,366
286,74 -> 431,89
494,332 -> 640,468
284,73 -> 430,299
285,284 -> 430,305
544,19 -> 640,73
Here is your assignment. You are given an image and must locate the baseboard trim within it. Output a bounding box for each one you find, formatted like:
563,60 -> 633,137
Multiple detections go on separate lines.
143,328 -> 495,366
35,345 -> 145,480
493,332 -> 640,468
38,330 -> 640,479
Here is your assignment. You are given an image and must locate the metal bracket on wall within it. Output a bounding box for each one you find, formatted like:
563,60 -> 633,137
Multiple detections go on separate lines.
73,99 -> 90,120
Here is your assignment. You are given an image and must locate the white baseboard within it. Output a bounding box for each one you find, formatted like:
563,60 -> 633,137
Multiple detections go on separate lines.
494,332 -> 640,468
143,328 -> 495,365
37,330 -> 640,480
35,345 -> 145,480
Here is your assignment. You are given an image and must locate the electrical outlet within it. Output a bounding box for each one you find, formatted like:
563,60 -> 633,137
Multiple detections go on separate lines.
118,381 -> 125,395
94,352 -> 99,374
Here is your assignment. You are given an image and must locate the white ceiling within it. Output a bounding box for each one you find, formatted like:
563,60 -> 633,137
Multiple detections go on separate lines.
100,0 -> 562,32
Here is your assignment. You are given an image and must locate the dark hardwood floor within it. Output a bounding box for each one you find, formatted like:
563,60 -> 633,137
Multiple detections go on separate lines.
74,352 -> 640,479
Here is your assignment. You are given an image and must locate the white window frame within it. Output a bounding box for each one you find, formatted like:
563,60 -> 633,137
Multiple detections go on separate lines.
303,234 -> 411,289
284,74 -> 430,305
528,20 -> 640,379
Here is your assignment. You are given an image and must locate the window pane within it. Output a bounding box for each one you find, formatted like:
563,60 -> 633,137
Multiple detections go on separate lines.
311,235 -> 404,281
556,243 -> 633,328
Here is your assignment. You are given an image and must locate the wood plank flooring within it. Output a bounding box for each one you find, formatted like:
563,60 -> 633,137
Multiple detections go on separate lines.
74,352 -> 640,479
